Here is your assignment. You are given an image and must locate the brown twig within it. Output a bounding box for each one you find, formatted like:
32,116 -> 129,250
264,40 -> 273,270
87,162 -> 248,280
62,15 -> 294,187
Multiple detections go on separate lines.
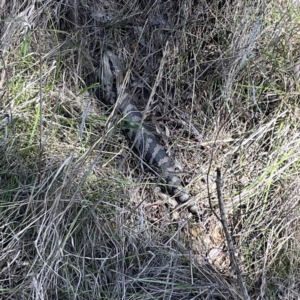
216,168 -> 250,300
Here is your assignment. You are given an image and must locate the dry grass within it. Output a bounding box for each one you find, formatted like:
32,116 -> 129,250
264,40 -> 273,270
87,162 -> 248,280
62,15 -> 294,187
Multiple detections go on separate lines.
1,0 -> 300,299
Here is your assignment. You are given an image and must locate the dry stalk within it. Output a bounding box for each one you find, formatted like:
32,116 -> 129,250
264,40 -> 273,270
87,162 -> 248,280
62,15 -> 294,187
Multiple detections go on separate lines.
216,168 -> 250,300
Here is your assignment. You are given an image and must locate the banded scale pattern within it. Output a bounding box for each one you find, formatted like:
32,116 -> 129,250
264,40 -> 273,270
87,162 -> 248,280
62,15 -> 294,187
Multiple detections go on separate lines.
101,50 -> 197,212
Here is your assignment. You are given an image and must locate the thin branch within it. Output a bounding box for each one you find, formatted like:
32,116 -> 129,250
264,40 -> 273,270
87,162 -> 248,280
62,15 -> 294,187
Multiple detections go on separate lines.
216,168 -> 250,300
